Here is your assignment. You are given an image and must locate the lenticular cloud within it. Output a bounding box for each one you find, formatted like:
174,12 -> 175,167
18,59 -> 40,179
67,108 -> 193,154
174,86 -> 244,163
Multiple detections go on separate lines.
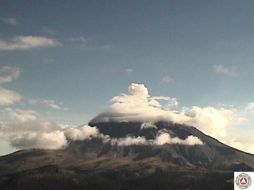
91,83 -> 182,123
90,83 -> 244,149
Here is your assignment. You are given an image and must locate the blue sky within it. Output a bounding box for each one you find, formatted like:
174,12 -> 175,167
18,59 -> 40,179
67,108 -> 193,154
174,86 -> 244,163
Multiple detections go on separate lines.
0,0 -> 254,155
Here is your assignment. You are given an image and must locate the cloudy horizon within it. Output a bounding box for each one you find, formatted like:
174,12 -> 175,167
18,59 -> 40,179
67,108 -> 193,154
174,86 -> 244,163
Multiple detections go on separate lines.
1,80 -> 254,154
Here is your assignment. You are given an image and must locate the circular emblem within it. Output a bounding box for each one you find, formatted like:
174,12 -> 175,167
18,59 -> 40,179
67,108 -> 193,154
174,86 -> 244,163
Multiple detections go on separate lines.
235,173 -> 252,189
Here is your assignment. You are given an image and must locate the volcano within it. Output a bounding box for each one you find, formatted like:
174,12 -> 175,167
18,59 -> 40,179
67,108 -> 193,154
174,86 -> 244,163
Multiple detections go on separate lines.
0,120 -> 253,190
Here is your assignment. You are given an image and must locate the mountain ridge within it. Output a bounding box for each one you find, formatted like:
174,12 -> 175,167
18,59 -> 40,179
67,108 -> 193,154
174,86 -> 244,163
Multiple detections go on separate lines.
0,120 -> 253,190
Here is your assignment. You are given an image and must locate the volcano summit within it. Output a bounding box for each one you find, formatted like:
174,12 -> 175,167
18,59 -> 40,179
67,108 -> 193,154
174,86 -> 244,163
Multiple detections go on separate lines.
0,84 -> 253,190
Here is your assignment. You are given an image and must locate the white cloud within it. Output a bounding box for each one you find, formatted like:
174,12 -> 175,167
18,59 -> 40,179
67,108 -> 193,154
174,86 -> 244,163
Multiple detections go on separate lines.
0,121 -> 61,134
184,106 -> 240,139
42,99 -> 62,110
91,83 -> 183,123
245,102 -> 254,113
0,17 -> 18,25
128,83 -> 149,97
3,108 -> 38,122
213,64 -> 238,76
0,88 -> 21,105
64,125 -> 203,147
0,66 -> 21,84
140,122 -> 157,129
112,136 -> 148,146
0,66 -> 21,105
0,121 -> 67,150
0,120 -> 106,150
0,79 -> 253,154
0,36 -> 60,51
180,135 -> 204,145
153,131 -> 203,146
91,83 -> 252,152
10,131 -> 67,150
64,123 -> 203,147
94,84 -> 181,122
0,119 -> 203,151
228,137 -> 254,154
65,125 -> 101,141
111,130 -> 203,146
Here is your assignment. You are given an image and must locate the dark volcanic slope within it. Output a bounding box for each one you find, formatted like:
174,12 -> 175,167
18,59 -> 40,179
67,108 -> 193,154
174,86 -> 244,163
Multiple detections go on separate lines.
88,121 -> 254,170
0,121 -> 253,190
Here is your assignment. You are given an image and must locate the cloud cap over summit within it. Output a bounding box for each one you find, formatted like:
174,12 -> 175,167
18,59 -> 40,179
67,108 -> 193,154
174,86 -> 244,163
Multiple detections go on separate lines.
90,83 -> 251,153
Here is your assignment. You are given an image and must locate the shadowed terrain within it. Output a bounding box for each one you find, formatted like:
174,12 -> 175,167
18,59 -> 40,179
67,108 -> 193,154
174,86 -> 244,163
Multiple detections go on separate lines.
0,121 -> 253,190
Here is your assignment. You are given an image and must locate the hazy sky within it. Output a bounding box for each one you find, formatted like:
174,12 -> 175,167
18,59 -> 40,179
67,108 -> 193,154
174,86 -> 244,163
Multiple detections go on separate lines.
0,0 -> 254,155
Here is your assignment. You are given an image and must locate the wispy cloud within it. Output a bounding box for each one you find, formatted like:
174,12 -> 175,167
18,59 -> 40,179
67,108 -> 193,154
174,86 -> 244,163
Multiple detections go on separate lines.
0,66 -> 21,84
40,26 -> 58,36
0,36 -> 60,51
28,98 -> 68,111
161,76 -> 174,85
245,102 -> 254,113
0,88 -> 21,106
67,36 -> 87,43
3,108 -> 38,122
0,17 -> 18,25
42,99 -> 67,110
213,64 -> 238,76
125,68 -> 133,75
0,66 -> 22,105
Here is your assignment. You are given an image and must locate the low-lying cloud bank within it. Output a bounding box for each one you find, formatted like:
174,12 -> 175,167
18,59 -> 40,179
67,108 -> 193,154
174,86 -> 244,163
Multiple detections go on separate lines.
64,124 -> 203,146
0,121 -> 203,150
111,132 -> 203,146
0,121 -> 67,150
